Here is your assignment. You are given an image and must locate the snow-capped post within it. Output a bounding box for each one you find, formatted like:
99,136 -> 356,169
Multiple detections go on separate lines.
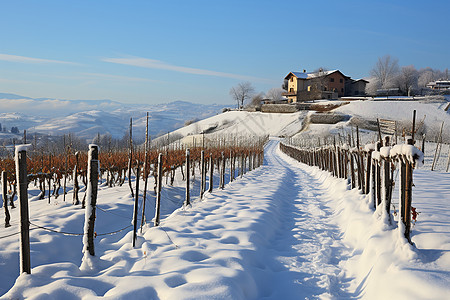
184,149 -> 190,207
220,152 -> 225,189
404,137 -> 414,242
2,171 -> 11,228
16,145 -> 31,274
375,141 -> 382,206
154,153 -> 163,227
381,137 -> 392,223
128,118 -> 134,198
365,147 -> 373,195
84,144 -> 99,257
200,150 -> 205,199
208,154 -> 213,193
132,164 -> 140,248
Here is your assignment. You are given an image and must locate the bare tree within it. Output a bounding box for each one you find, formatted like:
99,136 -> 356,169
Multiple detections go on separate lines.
229,82 -> 255,110
370,55 -> 399,89
247,92 -> 265,109
266,88 -> 284,102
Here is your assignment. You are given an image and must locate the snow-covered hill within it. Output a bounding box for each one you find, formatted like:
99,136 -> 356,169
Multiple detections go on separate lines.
0,93 -> 227,141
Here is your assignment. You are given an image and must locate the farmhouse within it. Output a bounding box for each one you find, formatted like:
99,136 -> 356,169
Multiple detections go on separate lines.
282,69 -> 367,102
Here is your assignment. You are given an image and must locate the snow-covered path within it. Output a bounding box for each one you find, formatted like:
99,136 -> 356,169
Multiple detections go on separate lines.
3,140 -> 352,299
4,139 -> 450,299
253,140 -> 350,299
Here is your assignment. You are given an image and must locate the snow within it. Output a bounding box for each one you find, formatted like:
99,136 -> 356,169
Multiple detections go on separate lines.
1,140 -> 450,299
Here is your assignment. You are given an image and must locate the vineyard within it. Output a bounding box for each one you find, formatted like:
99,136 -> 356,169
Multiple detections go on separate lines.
1,128 -> 268,278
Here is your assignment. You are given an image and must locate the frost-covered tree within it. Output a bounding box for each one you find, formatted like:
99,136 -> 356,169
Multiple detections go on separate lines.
229,82 -> 255,110
418,70 -> 434,88
365,78 -> 380,95
396,65 -> 418,95
370,55 -> 399,89
266,88 -> 284,101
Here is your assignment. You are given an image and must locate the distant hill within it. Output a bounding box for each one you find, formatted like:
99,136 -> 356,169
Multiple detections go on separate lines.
0,93 -> 228,141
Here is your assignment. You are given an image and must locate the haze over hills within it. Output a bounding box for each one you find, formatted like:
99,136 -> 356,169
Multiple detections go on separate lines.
0,93 -> 228,141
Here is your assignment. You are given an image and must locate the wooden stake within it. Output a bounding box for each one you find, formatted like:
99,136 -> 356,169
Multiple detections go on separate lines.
128,118 -> 134,198
208,154 -> 213,193
154,153 -> 163,227
184,149 -> 190,206
84,144 -> 99,256
141,113 -> 149,232
200,150 -> 205,199
16,147 -> 31,274
132,165 -> 140,247
2,171 -> 11,228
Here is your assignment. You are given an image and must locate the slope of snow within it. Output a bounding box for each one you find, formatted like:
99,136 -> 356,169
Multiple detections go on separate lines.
1,140 -> 449,299
165,110 -> 307,142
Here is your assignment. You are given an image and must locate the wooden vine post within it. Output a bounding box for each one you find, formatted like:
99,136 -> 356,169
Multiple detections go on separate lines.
154,153 -> 163,227
132,165 -> 140,247
140,112 -> 149,232
382,137 -> 392,223
72,151 -> 79,205
128,118 -> 134,198
184,149 -> 190,207
208,154 -> 213,193
16,145 -> 31,274
220,152 -> 225,189
200,150 -> 205,199
230,151 -> 234,182
2,171 -> 11,228
84,144 -> 99,257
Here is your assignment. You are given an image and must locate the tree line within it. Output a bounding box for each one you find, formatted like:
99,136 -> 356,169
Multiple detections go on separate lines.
366,54 -> 449,96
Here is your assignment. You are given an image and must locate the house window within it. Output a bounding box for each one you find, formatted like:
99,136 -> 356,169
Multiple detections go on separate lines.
289,88 -> 294,92
340,79 -> 343,83
341,88 -> 344,92
330,78 -> 335,82
290,77 -> 294,82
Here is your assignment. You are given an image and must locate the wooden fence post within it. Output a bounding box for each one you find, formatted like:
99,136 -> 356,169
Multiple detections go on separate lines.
84,144 -> 99,257
132,165 -> 140,247
154,153 -> 163,227
200,150 -> 205,199
184,149 -> 190,206
2,171 -> 11,228
128,118 -> 134,198
208,154 -> 213,193
403,138 -> 414,242
16,146 -> 31,274
220,152 -> 225,189
72,152 -> 80,205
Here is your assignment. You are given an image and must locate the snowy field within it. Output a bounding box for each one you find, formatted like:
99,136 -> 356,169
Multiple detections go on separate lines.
1,140 -> 449,299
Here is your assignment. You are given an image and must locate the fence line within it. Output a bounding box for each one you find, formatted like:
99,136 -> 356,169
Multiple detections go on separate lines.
280,135 -> 423,243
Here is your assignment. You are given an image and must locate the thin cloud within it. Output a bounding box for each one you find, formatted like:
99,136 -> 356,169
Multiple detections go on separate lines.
0,53 -> 77,65
82,72 -> 162,83
102,56 -> 275,83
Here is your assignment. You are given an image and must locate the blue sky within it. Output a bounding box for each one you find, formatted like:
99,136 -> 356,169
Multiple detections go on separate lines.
0,0 -> 449,105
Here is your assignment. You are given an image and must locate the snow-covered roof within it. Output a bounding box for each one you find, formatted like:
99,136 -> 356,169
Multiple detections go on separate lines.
285,70 -> 343,80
